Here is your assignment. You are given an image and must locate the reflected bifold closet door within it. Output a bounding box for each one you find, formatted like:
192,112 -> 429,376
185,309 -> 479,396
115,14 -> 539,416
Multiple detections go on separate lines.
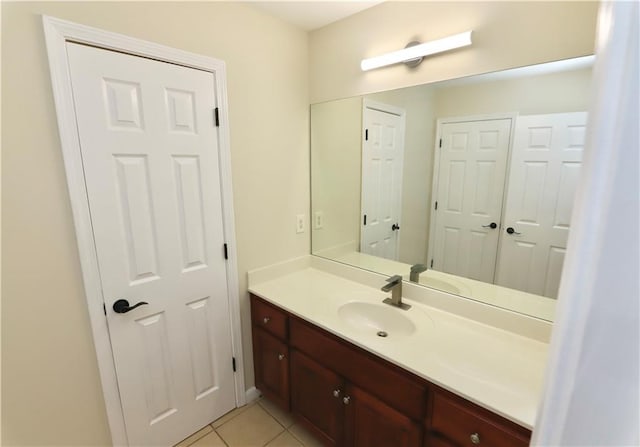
495,112 -> 587,297
430,112 -> 586,298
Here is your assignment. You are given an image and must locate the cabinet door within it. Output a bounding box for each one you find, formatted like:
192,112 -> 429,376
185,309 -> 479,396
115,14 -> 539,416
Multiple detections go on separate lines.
424,434 -> 455,447
429,391 -> 530,447
290,350 -> 344,446
344,384 -> 422,447
252,327 -> 289,410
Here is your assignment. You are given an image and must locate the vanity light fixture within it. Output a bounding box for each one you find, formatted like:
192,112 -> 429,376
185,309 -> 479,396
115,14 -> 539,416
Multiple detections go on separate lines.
361,31 -> 473,71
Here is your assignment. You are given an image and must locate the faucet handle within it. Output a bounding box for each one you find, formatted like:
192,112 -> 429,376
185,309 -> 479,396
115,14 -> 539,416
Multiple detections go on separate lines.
385,275 -> 403,284
410,264 -> 428,273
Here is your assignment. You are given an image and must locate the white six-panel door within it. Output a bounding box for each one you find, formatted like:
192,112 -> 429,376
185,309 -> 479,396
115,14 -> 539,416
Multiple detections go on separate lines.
431,119 -> 512,282
67,43 -> 235,446
496,112 -> 587,298
360,101 -> 405,260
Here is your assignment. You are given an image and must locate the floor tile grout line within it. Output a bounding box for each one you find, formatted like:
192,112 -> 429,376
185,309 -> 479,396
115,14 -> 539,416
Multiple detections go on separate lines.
257,400 -> 291,430
180,397 -> 304,447
215,428 -> 230,447
174,424 -> 213,447
287,428 -> 307,446
181,402 -> 254,446
210,423 -> 231,447
257,402 -> 288,445
209,399 -> 257,431
213,398 -> 289,447
257,399 -> 306,444
261,427 -> 289,447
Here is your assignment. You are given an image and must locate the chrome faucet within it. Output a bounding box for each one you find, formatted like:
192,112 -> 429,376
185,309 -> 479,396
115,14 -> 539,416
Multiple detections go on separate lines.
410,264 -> 428,283
381,275 -> 411,310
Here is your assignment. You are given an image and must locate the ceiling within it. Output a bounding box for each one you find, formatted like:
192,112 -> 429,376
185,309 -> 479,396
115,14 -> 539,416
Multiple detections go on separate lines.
247,1 -> 384,31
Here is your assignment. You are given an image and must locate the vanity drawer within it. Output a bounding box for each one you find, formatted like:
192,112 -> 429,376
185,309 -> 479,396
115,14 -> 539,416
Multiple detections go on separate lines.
251,294 -> 288,340
429,391 -> 530,447
290,316 -> 426,421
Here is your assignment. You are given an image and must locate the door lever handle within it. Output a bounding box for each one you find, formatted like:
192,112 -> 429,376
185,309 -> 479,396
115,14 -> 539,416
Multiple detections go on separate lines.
506,227 -> 522,235
482,222 -> 497,229
391,223 -> 400,231
113,299 -> 148,314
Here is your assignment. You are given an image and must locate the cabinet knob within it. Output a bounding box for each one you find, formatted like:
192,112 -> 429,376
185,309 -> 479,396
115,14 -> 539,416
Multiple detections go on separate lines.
333,389 -> 341,398
278,353 -> 285,361
470,432 -> 480,444
342,396 -> 351,405
263,316 -> 270,324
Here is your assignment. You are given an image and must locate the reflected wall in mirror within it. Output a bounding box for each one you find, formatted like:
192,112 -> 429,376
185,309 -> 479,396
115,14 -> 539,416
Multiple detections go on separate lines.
311,57 -> 593,321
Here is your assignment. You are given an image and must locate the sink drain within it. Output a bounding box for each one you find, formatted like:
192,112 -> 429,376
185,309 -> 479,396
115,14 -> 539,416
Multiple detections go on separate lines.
377,331 -> 388,337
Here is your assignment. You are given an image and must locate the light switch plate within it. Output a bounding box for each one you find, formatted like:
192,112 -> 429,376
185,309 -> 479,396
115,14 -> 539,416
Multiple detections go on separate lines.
296,214 -> 305,233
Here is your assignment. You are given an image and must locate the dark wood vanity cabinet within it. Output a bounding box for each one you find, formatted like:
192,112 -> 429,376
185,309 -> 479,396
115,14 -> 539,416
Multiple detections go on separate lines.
250,297 -> 290,410
344,383 -> 423,447
290,350 -> 344,445
289,347 -> 422,447
426,389 -> 531,447
289,315 -> 424,447
250,294 -> 531,447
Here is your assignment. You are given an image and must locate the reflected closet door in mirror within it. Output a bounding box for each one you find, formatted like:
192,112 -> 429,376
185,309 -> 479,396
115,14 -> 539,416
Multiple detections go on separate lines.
429,116 -> 513,283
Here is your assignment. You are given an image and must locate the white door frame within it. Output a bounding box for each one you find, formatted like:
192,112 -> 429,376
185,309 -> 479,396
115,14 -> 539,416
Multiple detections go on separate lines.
427,112 -> 517,269
42,16 -> 246,446
360,98 -> 406,260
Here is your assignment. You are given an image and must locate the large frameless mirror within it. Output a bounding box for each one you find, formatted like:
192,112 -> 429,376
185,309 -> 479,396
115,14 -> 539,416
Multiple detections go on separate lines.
311,56 -> 594,321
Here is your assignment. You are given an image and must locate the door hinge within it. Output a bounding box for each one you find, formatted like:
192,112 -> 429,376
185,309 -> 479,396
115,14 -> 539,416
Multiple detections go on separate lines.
363,214 -> 367,226
365,129 -> 369,141
214,108 -> 220,127
223,243 -> 228,260
232,357 -> 237,372
439,139 -> 442,148
103,303 -> 107,315
434,201 -> 438,210
430,259 -> 434,268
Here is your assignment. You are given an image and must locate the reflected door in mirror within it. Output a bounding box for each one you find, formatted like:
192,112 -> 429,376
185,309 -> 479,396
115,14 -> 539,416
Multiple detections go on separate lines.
496,112 -> 587,297
361,100 -> 406,260
430,118 -> 512,282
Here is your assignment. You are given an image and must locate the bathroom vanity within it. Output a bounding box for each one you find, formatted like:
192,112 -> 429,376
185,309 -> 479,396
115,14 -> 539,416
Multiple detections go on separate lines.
248,257 -> 549,447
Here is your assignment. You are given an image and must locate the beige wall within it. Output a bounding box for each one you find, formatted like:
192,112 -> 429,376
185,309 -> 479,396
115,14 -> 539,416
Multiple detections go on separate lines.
309,1 -> 598,103
1,2 -> 308,445
433,67 -> 592,117
310,97 -> 362,254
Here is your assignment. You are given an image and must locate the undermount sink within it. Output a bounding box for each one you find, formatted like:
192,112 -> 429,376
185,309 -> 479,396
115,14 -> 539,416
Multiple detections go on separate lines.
337,301 -> 416,337
420,277 -> 462,295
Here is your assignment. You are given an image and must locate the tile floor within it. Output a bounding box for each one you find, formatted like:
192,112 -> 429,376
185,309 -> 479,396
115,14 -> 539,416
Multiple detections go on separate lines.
174,397 -> 323,447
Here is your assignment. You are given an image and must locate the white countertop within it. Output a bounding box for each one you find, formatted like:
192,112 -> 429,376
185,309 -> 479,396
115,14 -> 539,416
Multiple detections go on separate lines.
248,263 -> 549,430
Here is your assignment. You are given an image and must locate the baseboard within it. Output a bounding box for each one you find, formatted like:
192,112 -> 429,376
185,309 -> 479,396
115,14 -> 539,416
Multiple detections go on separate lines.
245,386 -> 261,403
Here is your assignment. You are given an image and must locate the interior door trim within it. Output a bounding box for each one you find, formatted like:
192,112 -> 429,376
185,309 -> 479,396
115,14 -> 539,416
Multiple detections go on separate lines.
42,16 -> 245,446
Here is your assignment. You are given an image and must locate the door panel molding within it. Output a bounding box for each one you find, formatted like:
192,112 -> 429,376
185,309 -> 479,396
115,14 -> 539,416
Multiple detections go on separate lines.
42,16 -> 245,446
